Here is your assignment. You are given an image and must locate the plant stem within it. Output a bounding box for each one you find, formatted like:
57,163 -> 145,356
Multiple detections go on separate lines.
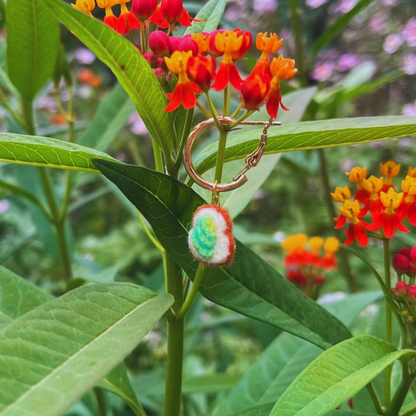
366,382 -> 384,415
137,211 -> 164,252
163,254 -> 184,416
153,140 -> 165,173
385,363 -> 414,416
213,129 -> 228,185
177,263 -> 206,319
402,404 -> 416,416
289,0 -> 307,85
196,101 -> 212,118
94,388 -> 107,416
174,108 -> 195,174
0,87 -> 26,129
384,237 -> 393,408
223,84 -> 231,117
206,92 -> 223,131
318,148 -> 356,292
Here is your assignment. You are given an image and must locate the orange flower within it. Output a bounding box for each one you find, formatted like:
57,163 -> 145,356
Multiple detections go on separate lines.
265,55 -> 297,118
211,30 -> 251,91
322,237 -> 339,269
96,0 -> 119,30
380,161 -> 401,192
397,175 -> 416,225
240,73 -> 270,110
190,33 -> 210,55
72,0 -> 95,15
78,69 -> 102,87
187,55 -> 216,92
408,167 -> 416,178
330,185 -> 351,203
367,188 -> 409,238
335,200 -> 369,246
361,176 -> 383,219
164,51 -> 201,111
346,166 -> 368,203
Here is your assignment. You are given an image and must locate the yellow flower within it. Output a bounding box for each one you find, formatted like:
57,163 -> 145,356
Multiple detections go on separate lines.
338,200 -> 361,223
408,167 -> 416,178
165,51 -> 192,82
362,176 -> 383,199
380,188 -> 403,213
380,161 -> 401,178
71,0 -> 95,14
346,166 -> 367,183
331,185 -> 351,203
281,234 -> 307,253
324,237 -> 339,255
270,55 -> 297,81
401,175 -> 416,195
308,237 -> 323,252
96,0 -> 116,7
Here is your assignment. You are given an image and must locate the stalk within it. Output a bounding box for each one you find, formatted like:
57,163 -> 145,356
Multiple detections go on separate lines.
384,238 -> 393,408
385,363 -> 414,416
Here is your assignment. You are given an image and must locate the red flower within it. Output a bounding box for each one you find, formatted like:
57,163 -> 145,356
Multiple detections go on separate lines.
117,11 -> 142,35
240,73 -> 270,110
335,200 -> 369,246
187,55 -> 216,92
132,0 -> 158,21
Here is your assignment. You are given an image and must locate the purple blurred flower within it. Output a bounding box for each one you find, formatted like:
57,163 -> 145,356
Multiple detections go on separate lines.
78,85 -> 92,99
402,54 -> 416,75
128,112 -> 149,135
0,200 -> 10,214
370,13 -> 388,34
402,18 -> 416,47
383,34 -> 403,54
335,0 -> 357,14
37,96 -> 57,112
306,0 -> 328,8
311,62 -> 335,82
253,0 -> 277,13
381,0 -> 398,5
403,101 -> 416,116
74,48 -> 96,65
340,159 -> 354,172
337,53 -> 361,71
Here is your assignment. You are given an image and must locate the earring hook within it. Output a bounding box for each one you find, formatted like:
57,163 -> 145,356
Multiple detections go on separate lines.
183,116 -> 281,193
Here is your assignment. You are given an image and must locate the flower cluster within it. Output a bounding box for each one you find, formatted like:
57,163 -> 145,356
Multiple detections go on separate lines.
332,161 -> 416,246
71,0 -> 297,115
281,234 -> 339,299
391,246 -> 416,324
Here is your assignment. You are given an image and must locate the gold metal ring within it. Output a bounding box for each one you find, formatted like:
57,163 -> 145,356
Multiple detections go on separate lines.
183,116 -> 281,193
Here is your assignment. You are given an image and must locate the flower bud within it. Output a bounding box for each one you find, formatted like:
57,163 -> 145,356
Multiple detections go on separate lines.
408,284 -> 416,303
400,247 -> 411,259
187,55 -> 216,92
132,0 -> 158,21
153,67 -> 166,81
149,31 -> 171,57
411,245 -> 416,264
169,36 -> 182,54
208,30 -> 224,57
143,52 -> 157,68
156,57 -> 168,72
240,74 -> 270,110
393,253 -> 410,275
161,0 -> 183,24
395,281 -> 408,298
315,275 -> 325,285
180,37 -> 199,56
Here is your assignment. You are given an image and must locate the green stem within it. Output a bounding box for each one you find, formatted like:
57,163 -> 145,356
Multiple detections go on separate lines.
402,404 -> 416,416
385,363 -> 414,416
318,148 -> 356,292
366,382 -> 384,415
205,92 -> 223,131
137,211 -> 164,252
196,101 -> 212,118
289,0 -> 307,86
228,110 -> 254,129
153,140 -> 165,173
213,129 -> 228,185
384,237 -> 393,408
230,103 -> 243,119
223,84 -> 231,117
177,263 -> 206,319
163,254 -> 184,416
94,388 -> 107,416
173,108 -> 194,174
0,87 -> 26,129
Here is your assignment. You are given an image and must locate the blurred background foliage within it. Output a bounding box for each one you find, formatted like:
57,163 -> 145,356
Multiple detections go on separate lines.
0,0 -> 416,414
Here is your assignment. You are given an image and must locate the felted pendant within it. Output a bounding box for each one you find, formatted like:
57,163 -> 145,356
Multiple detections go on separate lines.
188,204 -> 235,266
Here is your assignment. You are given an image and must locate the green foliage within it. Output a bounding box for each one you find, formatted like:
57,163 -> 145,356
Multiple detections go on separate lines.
94,159 -> 351,349
0,133 -> 117,172
270,335 -> 416,416
6,0 -> 59,100
41,0 -> 175,161
194,116 -> 416,174
0,282 -> 172,416
185,0 -> 227,34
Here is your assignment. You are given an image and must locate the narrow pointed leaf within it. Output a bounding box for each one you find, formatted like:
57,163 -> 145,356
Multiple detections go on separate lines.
0,133 -> 118,172
0,282 -> 172,416
41,0 -> 175,155
7,0 -> 60,100
194,116 -> 416,175
231,406 -> 375,416
185,0 -> 227,34
270,335 -> 416,416
94,159 -> 351,350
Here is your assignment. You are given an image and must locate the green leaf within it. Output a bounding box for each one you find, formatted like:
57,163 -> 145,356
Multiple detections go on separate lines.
214,292 -> 382,416
41,0 -> 175,159
269,335 -> 416,416
311,0 -> 373,60
94,159 -> 351,350
185,0 -> 227,34
0,283 -> 173,416
195,88 -> 316,218
7,0 -> 60,100
0,133 -> 118,172
230,407 -> 376,416
0,265 -> 52,329
194,116 -> 416,175
78,84 -> 135,153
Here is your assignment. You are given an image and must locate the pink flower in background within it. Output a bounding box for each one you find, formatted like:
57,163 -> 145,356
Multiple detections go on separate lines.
370,13 -> 388,34
128,112 -> 149,135
0,200 -> 10,214
402,54 -> 416,75
74,48 -> 96,65
381,0 -> 398,6
383,34 -> 403,54
403,101 -> 416,116
402,18 -> 416,47
37,96 -> 57,112
306,0 -> 328,9
311,62 -> 335,82
337,53 -> 361,71
253,0 -> 277,13
335,0 -> 357,14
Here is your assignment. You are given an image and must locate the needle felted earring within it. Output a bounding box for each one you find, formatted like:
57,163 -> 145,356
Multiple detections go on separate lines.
184,116 -> 280,266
